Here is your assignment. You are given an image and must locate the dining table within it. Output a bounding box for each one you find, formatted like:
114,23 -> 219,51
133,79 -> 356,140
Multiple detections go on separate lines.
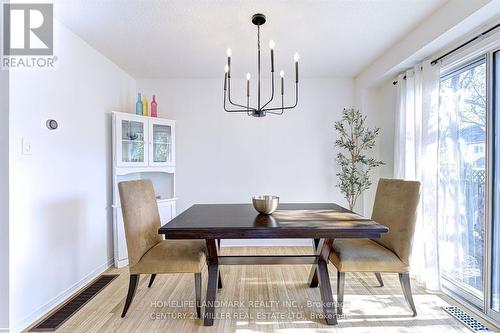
158,203 -> 388,326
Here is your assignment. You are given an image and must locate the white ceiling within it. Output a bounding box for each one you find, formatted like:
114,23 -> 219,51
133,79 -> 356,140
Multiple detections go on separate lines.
54,0 -> 447,79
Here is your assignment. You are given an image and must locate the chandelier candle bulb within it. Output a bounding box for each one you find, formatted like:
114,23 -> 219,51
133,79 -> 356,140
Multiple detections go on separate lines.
226,48 -> 232,77
280,70 -> 284,95
224,72 -> 227,91
246,73 -> 251,97
271,49 -> 274,72
269,40 -> 275,72
294,53 -> 299,83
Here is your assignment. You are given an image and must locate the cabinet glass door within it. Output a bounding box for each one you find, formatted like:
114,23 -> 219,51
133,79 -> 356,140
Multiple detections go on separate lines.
150,122 -> 173,165
120,118 -> 146,165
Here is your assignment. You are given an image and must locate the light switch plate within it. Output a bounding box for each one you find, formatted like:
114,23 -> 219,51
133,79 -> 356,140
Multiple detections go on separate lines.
22,138 -> 32,155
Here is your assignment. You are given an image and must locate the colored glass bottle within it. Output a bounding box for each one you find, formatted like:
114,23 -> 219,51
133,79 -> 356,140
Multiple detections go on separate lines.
136,93 -> 143,115
142,95 -> 149,116
151,95 -> 158,117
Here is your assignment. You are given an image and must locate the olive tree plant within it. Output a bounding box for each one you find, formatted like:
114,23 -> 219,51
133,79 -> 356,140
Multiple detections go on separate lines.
334,107 -> 384,211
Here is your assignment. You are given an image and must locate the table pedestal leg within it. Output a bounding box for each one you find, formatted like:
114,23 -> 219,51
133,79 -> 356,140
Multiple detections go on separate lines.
313,239 -> 337,325
217,239 -> 223,289
307,238 -> 320,287
204,239 -> 219,326
317,260 -> 337,325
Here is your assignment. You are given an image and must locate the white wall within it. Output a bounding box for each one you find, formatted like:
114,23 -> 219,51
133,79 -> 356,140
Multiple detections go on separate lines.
138,78 -> 353,243
8,20 -> 136,332
359,82 -> 397,216
0,66 -> 10,333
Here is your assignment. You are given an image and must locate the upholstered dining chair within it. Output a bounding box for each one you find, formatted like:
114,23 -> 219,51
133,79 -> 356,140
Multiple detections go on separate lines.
329,178 -> 421,316
118,179 -> 207,318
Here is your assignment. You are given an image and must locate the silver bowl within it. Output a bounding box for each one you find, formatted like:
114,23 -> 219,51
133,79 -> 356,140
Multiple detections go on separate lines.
252,195 -> 279,215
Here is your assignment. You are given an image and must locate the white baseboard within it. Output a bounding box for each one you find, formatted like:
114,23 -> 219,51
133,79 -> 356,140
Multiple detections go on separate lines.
0,328 -> 10,333
12,258 -> 114,333
115,257 -> 128,268
221,239 -> 312,247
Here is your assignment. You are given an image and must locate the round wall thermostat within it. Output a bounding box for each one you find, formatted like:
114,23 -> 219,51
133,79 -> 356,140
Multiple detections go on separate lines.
46,119 -> 58,130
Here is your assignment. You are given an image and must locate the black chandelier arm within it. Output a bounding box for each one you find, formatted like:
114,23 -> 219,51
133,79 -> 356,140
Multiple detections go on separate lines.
224,90 -> 254,113
260,71 -> 275,110
266,94 -> 285,115
246,96 -> 252,116
227,76 -> 257,111
224,74 -> 249,112
261,82 -> 298,112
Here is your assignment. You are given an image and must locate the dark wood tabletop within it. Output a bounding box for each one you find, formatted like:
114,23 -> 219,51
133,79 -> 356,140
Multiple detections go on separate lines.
159,203 -> 388,239
158,203 -> 389,327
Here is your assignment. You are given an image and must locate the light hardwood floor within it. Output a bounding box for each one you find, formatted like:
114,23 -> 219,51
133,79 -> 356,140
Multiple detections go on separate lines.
29,247 -> 484,333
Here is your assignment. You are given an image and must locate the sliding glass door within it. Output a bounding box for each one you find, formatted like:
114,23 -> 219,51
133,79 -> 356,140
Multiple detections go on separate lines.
439,58 -> 487,304
438,48 -> 500,324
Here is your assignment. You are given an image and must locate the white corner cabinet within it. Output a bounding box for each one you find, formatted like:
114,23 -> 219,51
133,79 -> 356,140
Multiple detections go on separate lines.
112,111 -> 177,268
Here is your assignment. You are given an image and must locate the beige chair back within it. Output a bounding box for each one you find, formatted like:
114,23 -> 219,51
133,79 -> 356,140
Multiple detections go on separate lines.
118,179 -> 162,267
372,178 -> 420,265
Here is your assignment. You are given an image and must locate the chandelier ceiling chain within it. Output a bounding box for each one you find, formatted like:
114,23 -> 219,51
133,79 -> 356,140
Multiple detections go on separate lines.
223,13 -> 299,117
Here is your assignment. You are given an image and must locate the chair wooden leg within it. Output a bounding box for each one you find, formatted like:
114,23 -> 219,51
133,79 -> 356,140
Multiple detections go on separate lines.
399,273 -> 417,316
337,271 -> 345,315
204,262 -> 219,326
121,274 -> 139,318
194,272 -> 201,318
148,274 -> 156,288
375,272 -> 384,287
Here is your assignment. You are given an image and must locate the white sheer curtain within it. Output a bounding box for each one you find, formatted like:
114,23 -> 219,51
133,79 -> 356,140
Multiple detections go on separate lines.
394,60 -> 441,291
438,84 -> 468,287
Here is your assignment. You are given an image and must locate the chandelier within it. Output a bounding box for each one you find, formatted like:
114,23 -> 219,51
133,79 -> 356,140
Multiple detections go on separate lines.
223,13 -> 299,117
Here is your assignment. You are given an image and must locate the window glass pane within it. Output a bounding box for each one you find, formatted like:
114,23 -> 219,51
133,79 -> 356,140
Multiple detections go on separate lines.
492,50 -> 500,313
439,59 -> 486,295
